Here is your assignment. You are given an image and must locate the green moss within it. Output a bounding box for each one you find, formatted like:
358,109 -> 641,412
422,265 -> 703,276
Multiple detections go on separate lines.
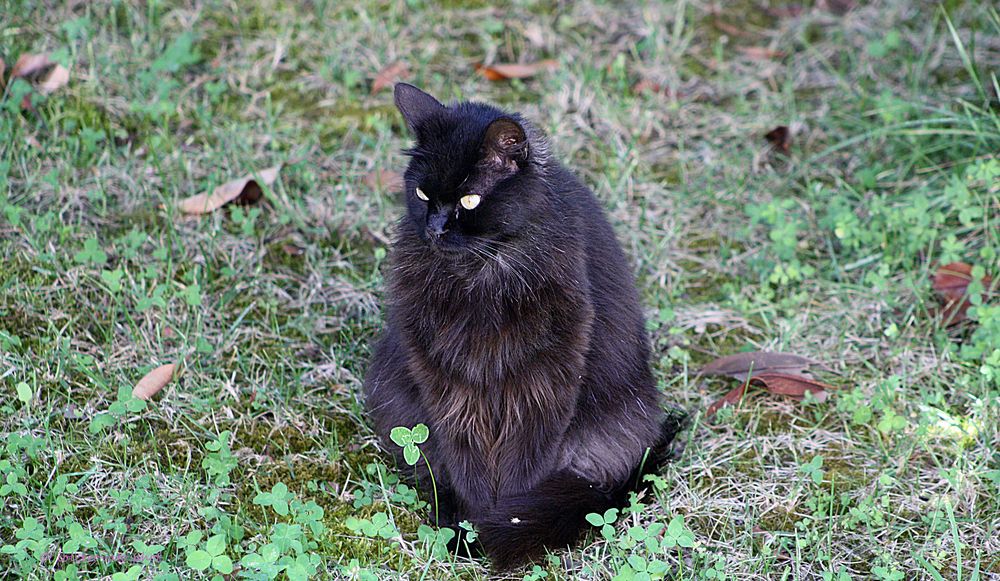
122,426 -> 205,470
755,507 -> 804,532
820,452 -> 870,494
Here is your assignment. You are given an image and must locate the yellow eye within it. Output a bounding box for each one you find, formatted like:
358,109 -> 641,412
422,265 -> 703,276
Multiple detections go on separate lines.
460,194 -> 481,210
415,187 -> 429,201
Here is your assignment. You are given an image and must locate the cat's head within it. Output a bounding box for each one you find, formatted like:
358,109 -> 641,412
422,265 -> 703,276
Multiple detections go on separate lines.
393,83 -> 549,251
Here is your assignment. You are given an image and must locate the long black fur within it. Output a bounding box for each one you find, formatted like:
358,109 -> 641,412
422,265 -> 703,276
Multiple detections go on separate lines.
363,83 -> 685,569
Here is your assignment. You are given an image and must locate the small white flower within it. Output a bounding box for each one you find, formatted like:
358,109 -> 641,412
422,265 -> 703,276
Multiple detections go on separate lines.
510,517 -> 521,524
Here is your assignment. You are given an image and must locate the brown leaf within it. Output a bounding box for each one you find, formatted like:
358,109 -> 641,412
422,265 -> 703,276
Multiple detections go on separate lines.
10,53 -> 56,81
706,382 -> 748,417
932,262 -> 976,301
705,369 -> 836,418
738,47 -> 787,60
371,61 -> 409,95
0,58 -> 5,90
931,262 -> 993,325
133,363 -> 176,401
701,351 -> 821,381
7,53 -> 71,100
749,373 -> 834,400
364,169 -> 403,192
177,166 -> 281,215
475,59 -> 559,81
37,64 -> 70,95
764,126 -> 791,152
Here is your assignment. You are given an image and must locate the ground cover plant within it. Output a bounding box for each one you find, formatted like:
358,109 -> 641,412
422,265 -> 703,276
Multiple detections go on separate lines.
1,0 -> 998,579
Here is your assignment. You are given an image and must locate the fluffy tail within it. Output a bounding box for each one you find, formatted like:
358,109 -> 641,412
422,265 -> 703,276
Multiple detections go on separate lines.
478,411 -> 687,570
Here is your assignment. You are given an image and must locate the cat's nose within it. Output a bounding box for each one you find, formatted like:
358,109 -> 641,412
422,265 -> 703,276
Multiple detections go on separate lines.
425,212 -> 449,239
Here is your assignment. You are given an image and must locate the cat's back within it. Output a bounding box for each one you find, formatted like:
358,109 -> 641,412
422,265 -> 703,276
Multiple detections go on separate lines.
549,165 -> 646,328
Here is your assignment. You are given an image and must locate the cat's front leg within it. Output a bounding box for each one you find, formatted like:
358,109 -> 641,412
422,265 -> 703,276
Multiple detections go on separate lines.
364,333 -> 463,526
436,435 -> 498,518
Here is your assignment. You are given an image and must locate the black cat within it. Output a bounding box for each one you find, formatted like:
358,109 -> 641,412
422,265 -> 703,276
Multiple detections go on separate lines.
363,83 -> 684,569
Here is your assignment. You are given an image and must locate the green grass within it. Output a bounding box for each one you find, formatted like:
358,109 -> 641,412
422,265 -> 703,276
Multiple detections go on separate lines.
1,1 -> 998,579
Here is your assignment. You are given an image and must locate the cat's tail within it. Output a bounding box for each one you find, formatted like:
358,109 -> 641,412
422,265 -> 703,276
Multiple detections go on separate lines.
478,411 -> 687,570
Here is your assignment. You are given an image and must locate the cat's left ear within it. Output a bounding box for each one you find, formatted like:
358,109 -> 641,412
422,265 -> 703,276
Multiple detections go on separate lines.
480,117 -> 529,170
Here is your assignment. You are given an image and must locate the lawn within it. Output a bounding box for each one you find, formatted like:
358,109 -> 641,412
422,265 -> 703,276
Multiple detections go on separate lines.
1,0 -> 998,579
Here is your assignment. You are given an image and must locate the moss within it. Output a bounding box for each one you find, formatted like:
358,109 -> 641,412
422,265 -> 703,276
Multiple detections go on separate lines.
120,426 -> 205,470
262,240 -> 308,273
104,207 -> 163,238
755,506 -> 804,532
819,451 -> 870,495
646,163 -> 683,187
232,421 -> 322,456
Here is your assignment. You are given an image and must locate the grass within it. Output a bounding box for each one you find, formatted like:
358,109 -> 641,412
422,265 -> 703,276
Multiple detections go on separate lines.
1,0 -> 998,579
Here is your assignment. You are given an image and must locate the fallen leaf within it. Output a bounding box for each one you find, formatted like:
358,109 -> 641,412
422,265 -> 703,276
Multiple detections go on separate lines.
4,53 -> 71,113
932,262 -> 977,301
364,169 -> 403,192
738,47 -> 787,60
706,382 -> 748,417
931,262 -> 993,324
706,371 -> 835,417
701,351 -> 821,381
704,353 -> 837,418
475,59 -> 558,81
37,64 -> 70,95
749,373 -> 834,400
764,126 -> 791,152
371,61 -> 409,95
10,53 -> 56,81
177,165 -> 281,215
133,363 -> 176,401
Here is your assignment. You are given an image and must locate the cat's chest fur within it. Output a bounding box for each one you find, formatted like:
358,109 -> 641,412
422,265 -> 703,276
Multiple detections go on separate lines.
391,258 -> 593,497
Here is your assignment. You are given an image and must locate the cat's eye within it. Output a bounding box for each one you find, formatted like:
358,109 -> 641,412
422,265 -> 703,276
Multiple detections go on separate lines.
415,187 -> 429,202
460,195 -> 481,210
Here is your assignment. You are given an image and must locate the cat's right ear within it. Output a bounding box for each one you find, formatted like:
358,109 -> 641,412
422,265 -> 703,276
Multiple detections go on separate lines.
394,83 -> 445,132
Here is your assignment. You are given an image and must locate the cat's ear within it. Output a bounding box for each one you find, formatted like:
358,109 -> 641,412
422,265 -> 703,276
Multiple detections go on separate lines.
394,83 -> 445,131
480,117 -> 529,169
